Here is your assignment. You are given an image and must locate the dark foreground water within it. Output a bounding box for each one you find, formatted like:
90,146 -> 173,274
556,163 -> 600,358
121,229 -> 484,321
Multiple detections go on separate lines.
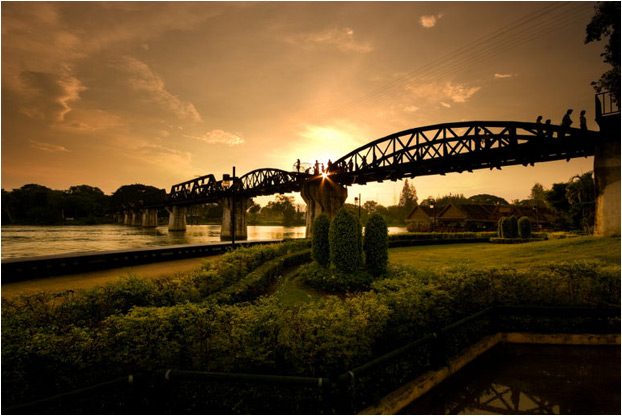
1,224 -> 408,259
401,344 -> 621,415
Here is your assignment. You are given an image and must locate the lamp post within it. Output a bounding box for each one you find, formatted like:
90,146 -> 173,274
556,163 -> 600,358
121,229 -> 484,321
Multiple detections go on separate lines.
354,193 -> 361,220
222,166 -> 236,247
430,202 -> 436,231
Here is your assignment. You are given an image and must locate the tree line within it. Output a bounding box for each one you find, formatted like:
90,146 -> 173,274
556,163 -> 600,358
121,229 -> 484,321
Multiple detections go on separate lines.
1,173 -> 595,231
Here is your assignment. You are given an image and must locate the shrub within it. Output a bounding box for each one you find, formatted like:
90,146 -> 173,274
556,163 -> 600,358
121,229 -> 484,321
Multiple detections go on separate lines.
509,216 -> 518,238
518,216 -> 532,239
311,214 -> 330,267
329,208 -> 362,273
364,214 -> 389,276
498,216 -> 518,238
299,262 -> 374,293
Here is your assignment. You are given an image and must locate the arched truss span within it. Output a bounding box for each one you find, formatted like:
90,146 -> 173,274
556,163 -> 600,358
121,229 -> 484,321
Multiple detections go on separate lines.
167,174 -> 222,205
329,121 -> 599,185
237,168 -> 308,197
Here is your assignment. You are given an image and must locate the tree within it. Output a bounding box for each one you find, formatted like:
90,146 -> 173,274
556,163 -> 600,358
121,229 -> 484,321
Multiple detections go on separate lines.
585,2 -> 620,102
467,194 -> 509,205
110,184 -> 165,210
398,180 -> 418,221
329,208 -> 362,273
312,214 -> 331,267
566,172 -> 595,231
526,183 -> 548,208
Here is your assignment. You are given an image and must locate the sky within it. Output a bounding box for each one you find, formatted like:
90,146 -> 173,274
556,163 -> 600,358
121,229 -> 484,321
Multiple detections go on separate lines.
1,1 -> 609,207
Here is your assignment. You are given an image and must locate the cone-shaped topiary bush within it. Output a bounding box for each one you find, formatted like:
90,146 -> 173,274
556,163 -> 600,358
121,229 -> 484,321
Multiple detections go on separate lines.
518,216 -> 532,239
509,216 -> 519,238
311,214 -> 331,267
329,208 -> 362,273
364,214 -> 388,276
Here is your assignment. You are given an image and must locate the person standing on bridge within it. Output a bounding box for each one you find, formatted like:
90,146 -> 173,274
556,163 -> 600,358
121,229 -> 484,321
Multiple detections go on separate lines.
580,110 -> 587,130
295,159 -> 301,173
314,160 -> 319,175
560,109 -> 573,138
536,116 -> 544,136
545,119 -> 554,138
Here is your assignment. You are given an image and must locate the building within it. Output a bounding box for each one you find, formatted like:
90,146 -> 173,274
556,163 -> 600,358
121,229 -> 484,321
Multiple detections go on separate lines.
406,203 -> 556,232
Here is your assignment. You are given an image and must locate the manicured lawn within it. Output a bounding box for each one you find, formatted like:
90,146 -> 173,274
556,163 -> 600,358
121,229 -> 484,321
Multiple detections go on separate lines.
388,236 -> 621,270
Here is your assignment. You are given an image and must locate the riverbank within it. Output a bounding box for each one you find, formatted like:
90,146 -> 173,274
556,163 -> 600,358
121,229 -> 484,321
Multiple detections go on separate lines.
1,256 -> 211,298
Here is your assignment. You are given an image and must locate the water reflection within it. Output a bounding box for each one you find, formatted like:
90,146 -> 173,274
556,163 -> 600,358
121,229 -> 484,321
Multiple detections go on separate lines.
401,345 -> 620,415
1,224 -> 407,259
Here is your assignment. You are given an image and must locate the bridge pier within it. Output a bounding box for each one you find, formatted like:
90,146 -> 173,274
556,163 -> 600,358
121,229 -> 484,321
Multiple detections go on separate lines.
166,206 -> 187,232
218,197 -> 251,241
594,112 -> 620,236
301,178 -> 348,237
131,210 -> 142,226
123,211 -> 132,225
141,208 -> 158,228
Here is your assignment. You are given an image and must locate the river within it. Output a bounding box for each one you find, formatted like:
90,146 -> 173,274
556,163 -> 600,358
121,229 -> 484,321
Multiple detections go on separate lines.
1,224 -> 408,259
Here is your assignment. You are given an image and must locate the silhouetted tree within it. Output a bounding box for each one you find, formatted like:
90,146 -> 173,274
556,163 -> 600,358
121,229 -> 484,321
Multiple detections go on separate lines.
398,179 -> 418,221
467,194 -> 509,205
585,2 -> 620,102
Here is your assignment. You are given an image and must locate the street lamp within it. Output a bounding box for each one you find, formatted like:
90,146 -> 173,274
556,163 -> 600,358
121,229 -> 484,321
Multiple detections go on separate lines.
430,202 -> 436,231
222,167 -> 236,247
354,193 -> 361,220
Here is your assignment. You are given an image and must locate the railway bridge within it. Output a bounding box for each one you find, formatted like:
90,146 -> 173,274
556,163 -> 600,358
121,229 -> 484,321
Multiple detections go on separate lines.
121,94 -> 620,238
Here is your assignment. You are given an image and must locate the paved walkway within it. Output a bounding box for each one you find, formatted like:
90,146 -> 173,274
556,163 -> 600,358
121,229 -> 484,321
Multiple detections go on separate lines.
1,256 -> 214,298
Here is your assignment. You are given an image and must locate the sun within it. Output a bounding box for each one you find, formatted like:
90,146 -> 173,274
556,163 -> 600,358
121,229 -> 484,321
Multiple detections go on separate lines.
321,172 -> 329,179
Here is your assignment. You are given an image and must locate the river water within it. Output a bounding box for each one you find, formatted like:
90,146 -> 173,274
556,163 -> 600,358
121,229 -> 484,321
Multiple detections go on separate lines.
1,225 -> 407,259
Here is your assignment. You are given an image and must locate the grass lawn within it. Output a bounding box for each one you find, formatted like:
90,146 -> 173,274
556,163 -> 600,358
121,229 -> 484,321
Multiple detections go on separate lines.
388,236 -> 621,270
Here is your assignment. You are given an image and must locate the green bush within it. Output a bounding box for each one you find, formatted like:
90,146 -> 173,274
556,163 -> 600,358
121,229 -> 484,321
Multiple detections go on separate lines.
311,214 -> 330,267
364,214 -> 388,276
518,216 -> 532,239
298,262 -> 374,293
498,216 -> 518,238
329,208 -> 362,273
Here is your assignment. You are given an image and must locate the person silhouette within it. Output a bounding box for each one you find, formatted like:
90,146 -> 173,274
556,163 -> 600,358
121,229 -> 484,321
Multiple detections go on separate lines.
579,110 -> 587,130
545,119 -> 553,138
536,115 -> 543,136
560,109 -> 573,138
295,159 -> 301,173
327,159 -> 332,172
314,160 -> 319,175
348,159 -> 353,172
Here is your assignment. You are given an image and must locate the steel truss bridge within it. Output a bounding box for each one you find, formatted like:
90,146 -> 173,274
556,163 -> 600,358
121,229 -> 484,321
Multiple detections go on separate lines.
142,120 -> 599,208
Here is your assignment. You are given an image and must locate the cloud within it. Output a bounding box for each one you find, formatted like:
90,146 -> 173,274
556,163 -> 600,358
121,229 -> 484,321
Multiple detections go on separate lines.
419,13 -> 443,28
115,56 -> 202,122
286,27 -> 373,53
17,70 -> 85,122
186,130 -> 245,146
29,139 -> 70,152
405,81 -> 481,104
440,102 -> 452,108
404,105 -> 420,113
494,73 -> 514,79
443,83 -> 481,103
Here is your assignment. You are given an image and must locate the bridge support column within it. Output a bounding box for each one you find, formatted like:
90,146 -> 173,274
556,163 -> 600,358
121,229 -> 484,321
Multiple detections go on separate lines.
141,209 -> 158,228
301,178 -> 348,238
218,197 -> 251,241
131,210 -> 142,226
123,211 -> 132,225
594,113 -> 620,236
166,206 -> 187,232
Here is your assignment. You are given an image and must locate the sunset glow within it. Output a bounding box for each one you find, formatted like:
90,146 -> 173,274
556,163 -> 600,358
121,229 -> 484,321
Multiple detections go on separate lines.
1,2 -> 605,205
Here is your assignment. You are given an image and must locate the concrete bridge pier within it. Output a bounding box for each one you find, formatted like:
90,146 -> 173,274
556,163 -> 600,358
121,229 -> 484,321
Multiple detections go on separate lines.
131,210 -> 142,226
166,206 -> 187,232
301,178 -> 348,237
141,208 -> 158,228
594,112 -> 620,236
218,197 -> 251,241
123,211 -> 132,225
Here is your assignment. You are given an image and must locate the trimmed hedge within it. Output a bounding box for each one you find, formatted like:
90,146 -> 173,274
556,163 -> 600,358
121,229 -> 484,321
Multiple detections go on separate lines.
518,216 -> 532,239
364,214 -> 389,276
329,208 -> 362,273
311,214 -> 331,267
209,249 -> 312,304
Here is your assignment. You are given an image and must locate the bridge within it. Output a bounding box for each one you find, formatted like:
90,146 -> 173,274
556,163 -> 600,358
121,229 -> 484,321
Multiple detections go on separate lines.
119,97 -> 620,238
